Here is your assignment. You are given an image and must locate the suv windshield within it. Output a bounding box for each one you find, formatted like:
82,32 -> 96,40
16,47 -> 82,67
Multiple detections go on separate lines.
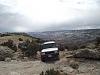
43,43 -> 56,49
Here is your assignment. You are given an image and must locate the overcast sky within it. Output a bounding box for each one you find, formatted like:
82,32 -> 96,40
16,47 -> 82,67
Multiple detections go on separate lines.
0,0 -> 100,32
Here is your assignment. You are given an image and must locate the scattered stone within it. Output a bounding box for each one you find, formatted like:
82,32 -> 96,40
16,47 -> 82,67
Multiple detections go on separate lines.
23,57 -> 28,61
5,57 -> 11,62
78,64 -> 92,73
10,71 -> 20,75
76,73 -> 92,75
61,66 -> 74,74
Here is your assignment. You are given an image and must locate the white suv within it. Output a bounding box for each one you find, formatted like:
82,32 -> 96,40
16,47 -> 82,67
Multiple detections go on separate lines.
41,41 -> 59,62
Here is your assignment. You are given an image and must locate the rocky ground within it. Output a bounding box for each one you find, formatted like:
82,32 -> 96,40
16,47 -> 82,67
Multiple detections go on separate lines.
0,51 -> 100,75
1,32 -> 100,75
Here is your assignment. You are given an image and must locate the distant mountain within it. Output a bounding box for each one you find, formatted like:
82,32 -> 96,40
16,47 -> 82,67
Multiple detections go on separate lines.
28,29 -> 100,49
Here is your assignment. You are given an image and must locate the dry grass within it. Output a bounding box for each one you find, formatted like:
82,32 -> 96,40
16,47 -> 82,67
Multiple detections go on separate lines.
0,35 -> 37,44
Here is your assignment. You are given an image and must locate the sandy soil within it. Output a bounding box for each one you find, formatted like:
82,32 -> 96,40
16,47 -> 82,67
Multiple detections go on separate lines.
0,59 -> 100,75
0,60 -> 60,75
0,51 -> 100,75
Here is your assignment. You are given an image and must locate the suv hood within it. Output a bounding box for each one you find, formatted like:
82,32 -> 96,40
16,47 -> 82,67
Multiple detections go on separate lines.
41,48 -> 58,52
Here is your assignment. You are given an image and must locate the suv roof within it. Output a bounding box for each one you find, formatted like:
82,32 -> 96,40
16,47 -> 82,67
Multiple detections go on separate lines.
43,41 -> 55,45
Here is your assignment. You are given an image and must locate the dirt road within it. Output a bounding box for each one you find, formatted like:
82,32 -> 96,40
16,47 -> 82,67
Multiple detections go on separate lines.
1,59 -> 100,75
0,60 -> 61,75
0,51 -> 100,75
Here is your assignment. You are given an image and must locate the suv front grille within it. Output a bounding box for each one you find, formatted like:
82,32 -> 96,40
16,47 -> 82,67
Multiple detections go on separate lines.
45,51 -> 55,54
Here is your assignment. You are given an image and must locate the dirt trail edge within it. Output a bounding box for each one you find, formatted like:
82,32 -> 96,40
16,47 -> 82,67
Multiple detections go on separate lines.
0,60 -> 60,75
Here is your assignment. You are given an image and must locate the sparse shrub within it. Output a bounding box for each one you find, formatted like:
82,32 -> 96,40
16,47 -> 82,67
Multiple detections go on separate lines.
86,43 -> 96,49
18,39 -> 40,57
0,33 -> 10,37
1,39 -> 17,52
45,69 -> 60,75
40,69 -> 67,75
62,42 -> 81,51
58,44 -> 65,51
18,38 -> 23,41
72,45 -> 79,50
95,37 -> 100,45
79,45 -> 86,49
65,45 -> 68,49
69,61 -> 79,69
40,71 -> 44,75
67,45 -> 79,51
36,38 -> 44,43
0,46 -> 14,61
22,57 -> 28,61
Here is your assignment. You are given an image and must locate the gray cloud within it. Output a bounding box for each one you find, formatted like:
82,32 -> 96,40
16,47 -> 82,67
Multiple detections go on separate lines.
0,0 -> 100,32
0,3 -> 33,32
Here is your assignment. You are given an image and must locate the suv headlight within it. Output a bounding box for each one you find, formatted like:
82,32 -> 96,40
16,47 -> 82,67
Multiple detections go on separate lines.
55,51 -> 58,53
41,52 -> 45,55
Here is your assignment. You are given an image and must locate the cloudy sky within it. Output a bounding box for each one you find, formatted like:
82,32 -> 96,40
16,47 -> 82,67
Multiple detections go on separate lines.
0,0 -> 100,32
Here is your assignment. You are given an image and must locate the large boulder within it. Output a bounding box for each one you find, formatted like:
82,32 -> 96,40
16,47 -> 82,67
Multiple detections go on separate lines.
73,48 -> 100,59
0,46 -> 14,61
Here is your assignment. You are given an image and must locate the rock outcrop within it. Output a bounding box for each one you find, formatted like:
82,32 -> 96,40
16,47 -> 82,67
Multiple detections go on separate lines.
73,48 -> 100,60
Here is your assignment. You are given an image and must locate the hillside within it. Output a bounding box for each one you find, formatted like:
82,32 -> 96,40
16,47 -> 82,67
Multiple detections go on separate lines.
0,32 -> 100,75
0,33 -> 43,61
28,29 -> 100,50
